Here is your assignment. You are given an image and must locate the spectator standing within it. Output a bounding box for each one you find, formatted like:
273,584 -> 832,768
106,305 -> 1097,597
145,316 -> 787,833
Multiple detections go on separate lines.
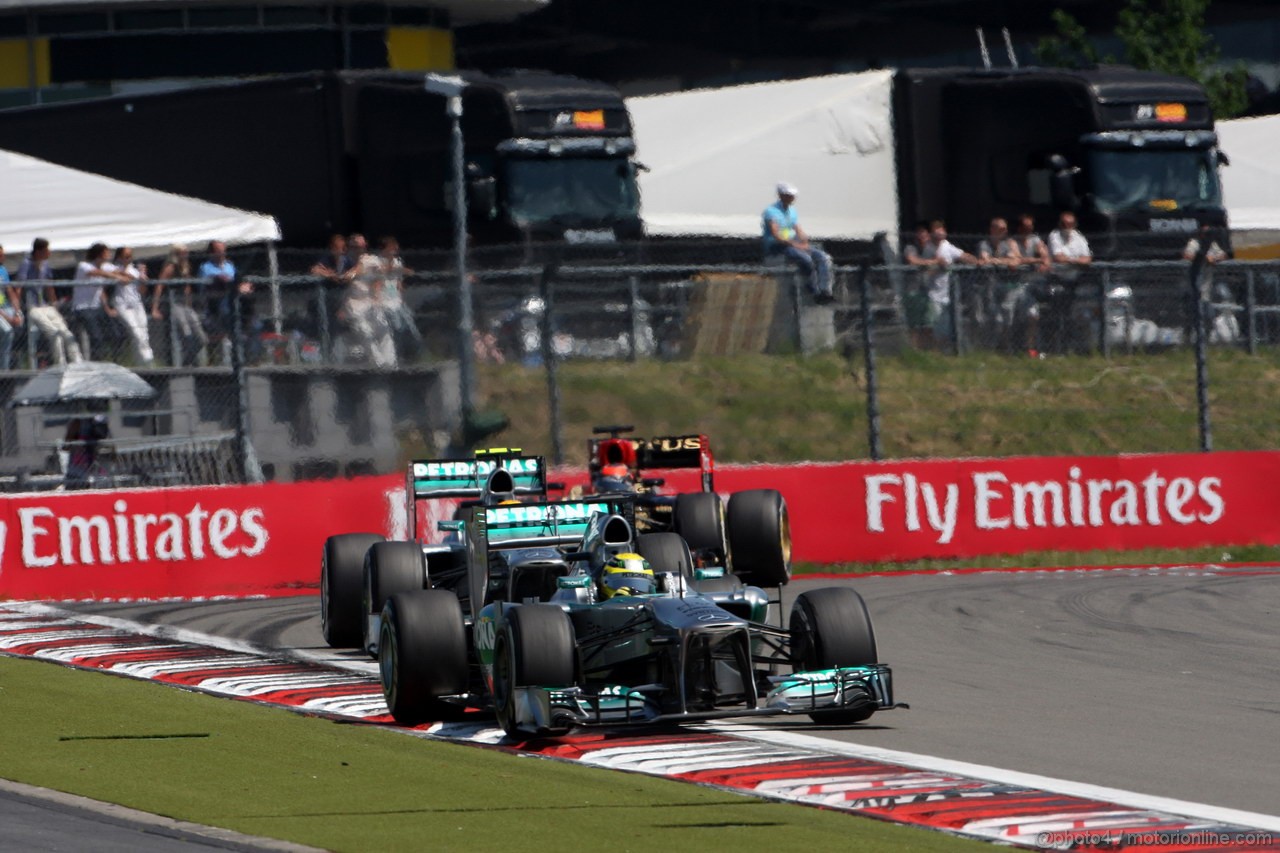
311,233 -> 353,281
345,233 -> 368,271
0,244 -> 20,370
198,240 -> 236,321
1010,213 -> 1051,356
14,238 -> 81,365
72,243 -> 128,360
975,217 -> 1022,348
375,236 -> 421,358
108,247 -> 155,365
339,243 -> 396,368
901,223 -> 938,349
156,244 -> 209,366
762,182 -> 835,304
918,220 -> 976,347
1045,211 -> 1092,353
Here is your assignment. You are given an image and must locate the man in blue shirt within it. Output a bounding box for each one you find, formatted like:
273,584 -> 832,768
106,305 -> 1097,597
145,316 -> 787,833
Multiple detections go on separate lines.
762,182 -> 834,304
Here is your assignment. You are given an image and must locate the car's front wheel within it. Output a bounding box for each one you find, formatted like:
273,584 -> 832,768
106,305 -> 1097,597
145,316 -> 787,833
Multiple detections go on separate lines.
492,604 -> 576,738
379,590 -> 468,726
790,587 -> 878,724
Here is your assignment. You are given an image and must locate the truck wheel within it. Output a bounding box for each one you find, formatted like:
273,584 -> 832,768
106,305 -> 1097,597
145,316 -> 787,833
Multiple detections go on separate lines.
636,532 -> 694,580
492,605 -> 576,738
727,489 -> 791,587
321,533 -> 383,648
379,590 -> 468,726
790,587 -> 878,724
674,492 -> 730,567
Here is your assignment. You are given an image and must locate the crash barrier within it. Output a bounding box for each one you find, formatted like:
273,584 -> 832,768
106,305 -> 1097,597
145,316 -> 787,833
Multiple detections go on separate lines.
3,449 -> 1277,600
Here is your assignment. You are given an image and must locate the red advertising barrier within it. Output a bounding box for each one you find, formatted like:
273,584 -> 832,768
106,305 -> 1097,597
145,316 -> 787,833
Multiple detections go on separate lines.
2,450 -> 1278,600
0,477 -> 401,601
697,451 -> 1280,564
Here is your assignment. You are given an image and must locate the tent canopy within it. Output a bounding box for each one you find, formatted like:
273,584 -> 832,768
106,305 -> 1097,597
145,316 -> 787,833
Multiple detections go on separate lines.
0,147 -> 281,254
1217,113 -> 1280,232
627,70 -> 898,241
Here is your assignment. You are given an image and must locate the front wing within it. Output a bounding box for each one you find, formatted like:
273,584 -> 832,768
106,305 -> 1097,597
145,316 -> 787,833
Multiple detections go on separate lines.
508,663 -> 903,732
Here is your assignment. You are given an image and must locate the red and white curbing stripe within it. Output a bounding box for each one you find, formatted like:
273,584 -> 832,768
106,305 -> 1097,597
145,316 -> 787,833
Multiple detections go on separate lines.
2,602 -> 1277,852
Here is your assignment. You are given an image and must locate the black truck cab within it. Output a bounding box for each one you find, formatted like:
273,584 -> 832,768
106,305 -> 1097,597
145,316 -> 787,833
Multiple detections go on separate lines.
895,66 -> 1228,257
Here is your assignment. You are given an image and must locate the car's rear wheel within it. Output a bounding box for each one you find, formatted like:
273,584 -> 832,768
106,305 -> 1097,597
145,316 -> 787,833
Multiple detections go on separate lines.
790,587 -> 878,724
636,532 -> 694,581
674,492 -> 730,568
492,604 -> 576,738
321,533 -> 383,648
365,542 -> 428,656
727,489 -> 791,587
379,590 -> 468,726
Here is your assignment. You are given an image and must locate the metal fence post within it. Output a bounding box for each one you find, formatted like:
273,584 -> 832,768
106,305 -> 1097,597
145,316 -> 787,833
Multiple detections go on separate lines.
540,263 -> 564,466
166,285 -> 182,367
316,278 -> 331,362
628,274 -> 641,362
1245,268 -> 1258,356
1098,268 -> 1111,358
949,273 -> 962,356
1188,248 -> 1213,452
857,261 -> 882,461
790,271 -> 803,352
231,292 -> 264,482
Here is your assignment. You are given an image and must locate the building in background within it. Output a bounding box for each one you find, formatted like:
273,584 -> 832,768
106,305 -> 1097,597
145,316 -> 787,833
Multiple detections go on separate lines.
0,0 -> 546,107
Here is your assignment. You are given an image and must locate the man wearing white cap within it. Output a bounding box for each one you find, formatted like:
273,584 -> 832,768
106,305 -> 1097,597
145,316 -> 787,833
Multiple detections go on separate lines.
762,182 -> 834,303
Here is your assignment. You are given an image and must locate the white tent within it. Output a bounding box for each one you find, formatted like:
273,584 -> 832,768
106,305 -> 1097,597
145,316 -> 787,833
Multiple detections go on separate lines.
627,70 -> 898,241
1217,113 -> 1280,231
0,147 -> 281,253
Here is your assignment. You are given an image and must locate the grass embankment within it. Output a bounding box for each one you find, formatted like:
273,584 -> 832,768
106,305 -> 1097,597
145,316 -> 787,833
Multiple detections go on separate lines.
475,348 -> 1280,571
0,656 -> 987,853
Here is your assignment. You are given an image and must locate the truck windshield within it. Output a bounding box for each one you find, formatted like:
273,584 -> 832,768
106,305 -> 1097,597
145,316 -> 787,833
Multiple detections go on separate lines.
504,157 -> 639,228
1086,147 -> 1221,214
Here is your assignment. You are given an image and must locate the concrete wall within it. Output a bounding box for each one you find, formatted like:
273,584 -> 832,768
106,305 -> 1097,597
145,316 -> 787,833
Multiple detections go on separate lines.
0,362 -> 461,484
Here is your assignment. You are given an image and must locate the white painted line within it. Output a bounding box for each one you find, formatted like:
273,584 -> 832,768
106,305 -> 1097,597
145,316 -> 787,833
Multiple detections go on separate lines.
707,723 -> 1280,832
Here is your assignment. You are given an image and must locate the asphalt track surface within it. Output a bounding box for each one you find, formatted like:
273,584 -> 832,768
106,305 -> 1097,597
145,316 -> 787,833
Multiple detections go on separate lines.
53,565 -> 1280,818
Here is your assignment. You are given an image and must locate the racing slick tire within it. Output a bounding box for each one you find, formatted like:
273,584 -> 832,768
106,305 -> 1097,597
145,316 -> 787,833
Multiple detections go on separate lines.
790,587 -> 879,724
321,532 -> 384,648
636,532 -> 695,581
726,489 -> 791,588
674,492 -> 730,568
366,542 -> 427,618
379,590 -> 468,726
364,542 -> 428,657
493,604 -> 577,738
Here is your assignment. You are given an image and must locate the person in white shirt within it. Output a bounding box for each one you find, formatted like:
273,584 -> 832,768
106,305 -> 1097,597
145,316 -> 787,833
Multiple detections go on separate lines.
107,246 -> 155,365
72,243 -> 129,360
1044,211 -> 1092,353
926,220 -> 977,346
1048,211 -> 1092,269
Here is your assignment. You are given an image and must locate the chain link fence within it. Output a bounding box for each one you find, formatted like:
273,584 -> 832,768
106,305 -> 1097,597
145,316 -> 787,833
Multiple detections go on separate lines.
4,237 -> 1280,490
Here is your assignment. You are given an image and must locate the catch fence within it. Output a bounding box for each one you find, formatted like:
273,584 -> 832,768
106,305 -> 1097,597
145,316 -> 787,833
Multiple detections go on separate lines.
4,244 -> 1280,485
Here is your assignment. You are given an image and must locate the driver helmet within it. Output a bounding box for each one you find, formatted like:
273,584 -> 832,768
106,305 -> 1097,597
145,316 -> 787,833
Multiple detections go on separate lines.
600,553 -> 656,599
595,463 -> 634,494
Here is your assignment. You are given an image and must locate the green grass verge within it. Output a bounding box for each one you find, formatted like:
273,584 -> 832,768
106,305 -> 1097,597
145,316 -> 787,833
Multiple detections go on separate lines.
0,656 -> 989,853
476,348 -> 1280,463
468,349 -> 1280,573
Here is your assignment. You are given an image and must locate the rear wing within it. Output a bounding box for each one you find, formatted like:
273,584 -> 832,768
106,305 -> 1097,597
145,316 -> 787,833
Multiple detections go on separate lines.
408,455 -> 546,500
406,455 -> 546,542
588,433 -> 714,492
464,496 -> 635,613
476,498 -> 629,549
